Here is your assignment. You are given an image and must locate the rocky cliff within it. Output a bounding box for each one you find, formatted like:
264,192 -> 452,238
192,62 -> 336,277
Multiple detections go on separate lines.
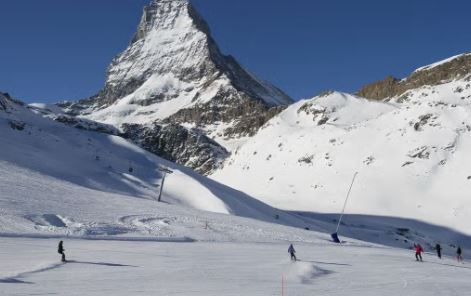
358,53 -> 471,100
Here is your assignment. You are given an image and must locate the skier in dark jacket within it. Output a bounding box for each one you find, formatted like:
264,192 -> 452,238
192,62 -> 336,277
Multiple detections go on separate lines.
457,246 -> 463,263
435,243 -> 442,259
288,244 -> 296,261
414,244 -> 423,262
58,241 -> 66,262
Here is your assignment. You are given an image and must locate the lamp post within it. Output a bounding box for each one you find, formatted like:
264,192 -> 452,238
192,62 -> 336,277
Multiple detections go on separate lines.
157,166 -> 173,202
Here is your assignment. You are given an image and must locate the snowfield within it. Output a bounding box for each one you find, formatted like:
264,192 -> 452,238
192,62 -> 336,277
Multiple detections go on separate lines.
1,238 -> 471,295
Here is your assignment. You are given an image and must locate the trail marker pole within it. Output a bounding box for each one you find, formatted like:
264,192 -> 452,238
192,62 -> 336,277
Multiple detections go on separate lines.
281,274 -> 285,296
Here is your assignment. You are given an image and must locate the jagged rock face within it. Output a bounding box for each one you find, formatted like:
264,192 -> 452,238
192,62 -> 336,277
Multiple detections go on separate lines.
121,123 -> 228,174
164,89 -> 287,138
0,93 -> 9,111
358,53 -> 471,100
0,92 -> 25,112
58,0 -> 292,173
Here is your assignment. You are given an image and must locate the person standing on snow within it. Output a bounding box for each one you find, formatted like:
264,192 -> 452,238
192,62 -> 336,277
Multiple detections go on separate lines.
414,243 -> 423,262
288,244 -> 297,262
58,241 -> 66,262
435,243 -> 442,259
457,246 -> 463,263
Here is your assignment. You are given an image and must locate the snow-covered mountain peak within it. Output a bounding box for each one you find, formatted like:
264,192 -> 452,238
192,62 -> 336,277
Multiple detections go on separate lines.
71,0 -> 292,113
55,0 -> 292,173
131,0 -> 207,44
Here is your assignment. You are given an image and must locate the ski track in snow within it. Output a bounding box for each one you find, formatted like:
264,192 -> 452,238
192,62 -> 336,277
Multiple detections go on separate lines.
1,239 -> 470,295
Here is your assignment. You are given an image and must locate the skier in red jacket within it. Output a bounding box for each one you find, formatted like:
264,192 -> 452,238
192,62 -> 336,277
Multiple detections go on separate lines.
414,244 -> 423,262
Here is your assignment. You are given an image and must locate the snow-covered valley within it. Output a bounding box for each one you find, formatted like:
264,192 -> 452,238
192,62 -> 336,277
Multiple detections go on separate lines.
2,0 -> 471,294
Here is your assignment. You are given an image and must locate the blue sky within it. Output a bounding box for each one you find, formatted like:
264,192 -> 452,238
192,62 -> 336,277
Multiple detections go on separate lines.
1,0 -> 470,103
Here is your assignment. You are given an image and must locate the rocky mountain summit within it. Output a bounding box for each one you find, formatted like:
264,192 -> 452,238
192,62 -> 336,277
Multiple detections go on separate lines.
59,0 -> 292,174
358,52 -> 471,100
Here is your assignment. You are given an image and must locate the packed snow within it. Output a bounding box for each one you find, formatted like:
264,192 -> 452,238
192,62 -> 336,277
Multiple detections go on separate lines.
1,238 -> 470,295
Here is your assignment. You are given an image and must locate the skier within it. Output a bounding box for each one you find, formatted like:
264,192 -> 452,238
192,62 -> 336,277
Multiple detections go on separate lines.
288,244 -> 297,262
414,243 -> 423,262
435,243 -> 442,259
457,246 -> 463,263
58,240 -> 66,262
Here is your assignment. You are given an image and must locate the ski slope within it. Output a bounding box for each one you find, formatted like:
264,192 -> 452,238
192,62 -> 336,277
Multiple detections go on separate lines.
1,238 -> 470,295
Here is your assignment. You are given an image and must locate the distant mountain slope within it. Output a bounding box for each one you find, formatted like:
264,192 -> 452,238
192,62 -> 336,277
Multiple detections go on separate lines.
58,0 -> 292,174
212,61 -> 471,236
0,92 -> 307,234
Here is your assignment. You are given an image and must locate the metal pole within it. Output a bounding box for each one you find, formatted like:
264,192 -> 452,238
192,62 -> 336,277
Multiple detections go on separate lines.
157,170 -> 166,202
281,274 -> 284,296
335,172 -> 358,233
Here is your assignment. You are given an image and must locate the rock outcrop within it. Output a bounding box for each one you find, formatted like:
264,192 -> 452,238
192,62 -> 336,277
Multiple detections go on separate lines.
358,53 -> 471,100
121,123 -> 228,174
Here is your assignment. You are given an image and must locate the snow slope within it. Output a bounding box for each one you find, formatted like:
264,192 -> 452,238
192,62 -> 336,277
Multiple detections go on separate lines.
0,94 -> 318,239
212,79 -> 471,238
1,238 -> 471,295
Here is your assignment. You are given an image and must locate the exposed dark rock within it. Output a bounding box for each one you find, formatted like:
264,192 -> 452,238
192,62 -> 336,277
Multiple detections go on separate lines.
358,53 -> 471,100
407,146 -> 430,159
121,123 -> 229,174
0,93 -> 8,111
0,92 -> 24,111
54,115 -> 117,134
298,154 -> 314,165
412,114 -> 434,131
9,120 -> 25,131
164,89 -> 286,138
